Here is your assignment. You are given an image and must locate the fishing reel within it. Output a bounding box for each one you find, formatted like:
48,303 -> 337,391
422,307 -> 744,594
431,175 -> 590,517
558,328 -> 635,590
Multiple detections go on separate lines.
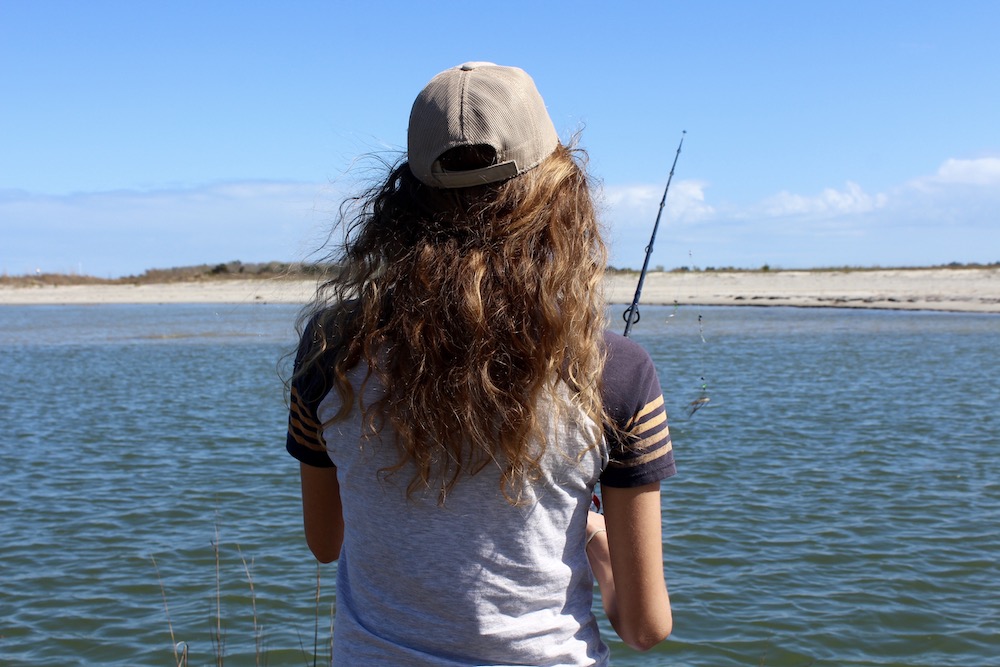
622,304 -> 641,327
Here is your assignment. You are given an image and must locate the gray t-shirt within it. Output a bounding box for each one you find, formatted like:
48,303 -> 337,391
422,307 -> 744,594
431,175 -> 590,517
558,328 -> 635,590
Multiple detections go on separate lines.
288,330 -> 675,666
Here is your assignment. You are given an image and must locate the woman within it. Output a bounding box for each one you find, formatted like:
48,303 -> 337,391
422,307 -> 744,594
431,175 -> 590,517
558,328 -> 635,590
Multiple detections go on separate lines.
286,62 -> 674,666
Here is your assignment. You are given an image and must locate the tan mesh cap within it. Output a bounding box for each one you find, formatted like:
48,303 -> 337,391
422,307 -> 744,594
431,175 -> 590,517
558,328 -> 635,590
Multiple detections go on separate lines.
407,62 -> 559,189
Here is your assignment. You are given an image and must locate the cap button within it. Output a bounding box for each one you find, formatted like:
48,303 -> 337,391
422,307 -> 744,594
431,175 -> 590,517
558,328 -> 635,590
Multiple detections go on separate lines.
459,61 -> 495,71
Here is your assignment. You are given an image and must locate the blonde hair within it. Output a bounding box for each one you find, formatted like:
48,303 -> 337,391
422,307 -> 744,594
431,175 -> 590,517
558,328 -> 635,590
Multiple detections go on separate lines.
294,143 -> 608,501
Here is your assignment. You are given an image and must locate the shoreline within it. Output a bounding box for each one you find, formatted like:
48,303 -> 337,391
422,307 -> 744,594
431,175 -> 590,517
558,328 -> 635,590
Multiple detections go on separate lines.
1,268 -> 997,313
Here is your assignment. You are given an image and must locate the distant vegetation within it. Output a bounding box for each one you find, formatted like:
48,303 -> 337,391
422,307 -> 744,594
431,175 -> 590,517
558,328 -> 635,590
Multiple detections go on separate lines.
0,260 -> 336,287
607,261 -> 998,275
3,260 -> 997,288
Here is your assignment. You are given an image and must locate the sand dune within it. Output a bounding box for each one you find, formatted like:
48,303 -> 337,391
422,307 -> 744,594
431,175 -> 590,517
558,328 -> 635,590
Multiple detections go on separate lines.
2,268 -> 997,313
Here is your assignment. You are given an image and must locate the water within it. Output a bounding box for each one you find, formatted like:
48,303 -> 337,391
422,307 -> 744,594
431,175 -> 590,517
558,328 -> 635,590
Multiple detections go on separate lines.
1,304 -> 997,666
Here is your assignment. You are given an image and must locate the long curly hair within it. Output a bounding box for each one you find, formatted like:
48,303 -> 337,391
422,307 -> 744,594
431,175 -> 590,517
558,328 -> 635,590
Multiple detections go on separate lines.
294,143 -> 609,502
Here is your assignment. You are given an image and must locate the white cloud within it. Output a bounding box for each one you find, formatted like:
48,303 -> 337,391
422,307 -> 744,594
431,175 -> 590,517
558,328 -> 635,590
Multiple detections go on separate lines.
758,182 -> 888,218
602,156 -> 999,269
932,157 -> 1000,186
2,181 -> 339,277
601,179 -> 715,229
5,154 -> 998,277
890,157 -> 1000,230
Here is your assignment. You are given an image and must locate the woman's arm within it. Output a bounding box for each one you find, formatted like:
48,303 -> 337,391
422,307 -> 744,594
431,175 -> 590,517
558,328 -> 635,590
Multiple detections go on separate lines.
300,463 -> 344,563
585,510 -> 616,619
588,482 -> 672,651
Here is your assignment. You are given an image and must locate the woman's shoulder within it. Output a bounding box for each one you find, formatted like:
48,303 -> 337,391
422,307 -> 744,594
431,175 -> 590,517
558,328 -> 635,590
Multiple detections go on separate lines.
603,330 -> 656,376
299,300 -> 360,346
601,330 -> 663,420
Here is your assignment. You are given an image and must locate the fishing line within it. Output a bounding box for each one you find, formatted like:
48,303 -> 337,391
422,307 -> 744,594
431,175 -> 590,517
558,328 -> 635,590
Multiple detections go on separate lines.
686,249 -> 711,418
616,132 -> 710,417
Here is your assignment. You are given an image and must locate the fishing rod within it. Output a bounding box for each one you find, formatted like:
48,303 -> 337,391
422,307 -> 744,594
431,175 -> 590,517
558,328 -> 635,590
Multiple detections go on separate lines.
623,130 -> 685,337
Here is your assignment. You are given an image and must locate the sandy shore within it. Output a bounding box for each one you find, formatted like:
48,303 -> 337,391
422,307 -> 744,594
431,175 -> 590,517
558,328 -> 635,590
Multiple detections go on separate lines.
1,268 -> 997,313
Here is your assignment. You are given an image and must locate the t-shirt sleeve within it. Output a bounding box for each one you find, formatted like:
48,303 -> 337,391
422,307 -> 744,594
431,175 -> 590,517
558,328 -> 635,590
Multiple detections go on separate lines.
286,318 -> 335,468
600,331 -> 676,488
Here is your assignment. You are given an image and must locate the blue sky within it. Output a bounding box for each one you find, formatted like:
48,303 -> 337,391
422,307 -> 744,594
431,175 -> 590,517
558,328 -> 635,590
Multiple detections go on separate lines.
2,1 -> 998,277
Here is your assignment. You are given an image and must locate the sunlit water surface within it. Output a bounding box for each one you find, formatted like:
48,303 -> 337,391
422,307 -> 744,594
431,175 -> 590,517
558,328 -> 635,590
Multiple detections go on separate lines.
1,304 -> 996,666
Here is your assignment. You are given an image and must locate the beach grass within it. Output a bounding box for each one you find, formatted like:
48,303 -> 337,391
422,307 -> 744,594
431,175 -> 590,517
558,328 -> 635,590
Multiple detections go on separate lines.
152,532 -> 333,667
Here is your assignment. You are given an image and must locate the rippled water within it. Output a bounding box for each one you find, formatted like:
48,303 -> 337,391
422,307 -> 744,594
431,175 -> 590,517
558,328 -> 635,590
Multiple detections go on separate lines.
1,304 -> 997,666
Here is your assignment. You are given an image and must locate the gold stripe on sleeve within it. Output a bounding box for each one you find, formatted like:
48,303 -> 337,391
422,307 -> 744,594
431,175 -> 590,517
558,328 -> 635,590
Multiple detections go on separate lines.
290,387 -> 322,430
288,387 -> 325,451
621,435 -> 673,468
289,427 -> 324,452
632,409 -> 666,436
634,394 -> 664,422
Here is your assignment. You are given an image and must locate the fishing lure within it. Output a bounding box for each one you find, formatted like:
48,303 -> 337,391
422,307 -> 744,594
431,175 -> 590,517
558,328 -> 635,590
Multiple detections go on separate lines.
686,300 -> 712,418
687,393 -> 710,417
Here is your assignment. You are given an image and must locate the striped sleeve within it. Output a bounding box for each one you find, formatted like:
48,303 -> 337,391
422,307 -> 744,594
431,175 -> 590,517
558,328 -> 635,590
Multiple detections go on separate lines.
600,331 -> 676,488
286,318 -> 335,468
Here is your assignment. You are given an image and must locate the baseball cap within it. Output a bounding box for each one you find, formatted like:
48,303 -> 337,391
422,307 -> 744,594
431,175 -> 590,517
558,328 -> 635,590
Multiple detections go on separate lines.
407,62 -> 559,189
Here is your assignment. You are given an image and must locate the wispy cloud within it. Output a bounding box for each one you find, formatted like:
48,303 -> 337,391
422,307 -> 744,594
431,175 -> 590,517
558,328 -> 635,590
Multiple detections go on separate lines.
603,157 -> 1000,269
601,180 -> 715,228
929,157 -> 1000,186
4,157 -> 998,277
757,182 -> 888,218
2,181 -> 338,277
